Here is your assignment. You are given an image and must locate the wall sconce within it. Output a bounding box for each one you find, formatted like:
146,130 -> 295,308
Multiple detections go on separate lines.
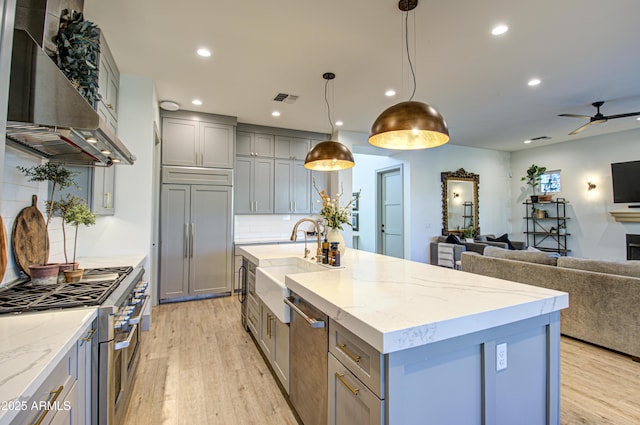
587,181 -> 597,191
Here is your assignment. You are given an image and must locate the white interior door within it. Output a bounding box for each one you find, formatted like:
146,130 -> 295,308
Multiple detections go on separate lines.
379,167 -> 404,258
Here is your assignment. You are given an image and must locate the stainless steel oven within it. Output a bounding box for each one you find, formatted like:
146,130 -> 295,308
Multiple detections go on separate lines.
98,267 -> 149,425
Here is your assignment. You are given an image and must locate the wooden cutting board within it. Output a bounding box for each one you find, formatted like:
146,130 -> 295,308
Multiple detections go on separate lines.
0,216 -> 7,282
11,195 -> 49,276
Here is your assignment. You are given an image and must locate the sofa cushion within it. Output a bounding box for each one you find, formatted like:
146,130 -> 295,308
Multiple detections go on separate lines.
446,234 -> 463,245
483,246 -> 559,266
487,233 -> 516,250
557,257 -> 640,278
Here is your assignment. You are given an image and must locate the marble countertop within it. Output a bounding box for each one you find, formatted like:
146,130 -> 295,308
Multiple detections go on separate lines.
237,245 -> 569,354
0,254 -> 146,424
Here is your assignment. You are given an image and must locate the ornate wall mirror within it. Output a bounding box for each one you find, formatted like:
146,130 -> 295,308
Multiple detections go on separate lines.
441,168 -> 480,236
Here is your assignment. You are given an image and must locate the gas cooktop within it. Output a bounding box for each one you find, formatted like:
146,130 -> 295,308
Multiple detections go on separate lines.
0,266 -> 133,314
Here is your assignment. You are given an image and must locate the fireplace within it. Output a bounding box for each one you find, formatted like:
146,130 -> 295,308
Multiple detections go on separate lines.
626,234 -> 640,260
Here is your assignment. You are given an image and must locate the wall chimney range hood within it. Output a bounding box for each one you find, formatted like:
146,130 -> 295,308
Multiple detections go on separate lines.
6,9 -> 135,165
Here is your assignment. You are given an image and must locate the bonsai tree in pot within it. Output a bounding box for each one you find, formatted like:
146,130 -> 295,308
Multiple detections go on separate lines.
49,194 -> 82,279
62,199 -> 96,282
521,164 -> 547,203
18,163 -> 78,281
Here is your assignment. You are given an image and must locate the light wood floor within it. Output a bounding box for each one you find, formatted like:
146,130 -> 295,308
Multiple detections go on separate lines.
123,296 -> 640,425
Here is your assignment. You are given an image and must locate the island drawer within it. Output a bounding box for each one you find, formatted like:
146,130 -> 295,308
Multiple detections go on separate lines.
11,343 -> 77,424
329,319 -> 385,399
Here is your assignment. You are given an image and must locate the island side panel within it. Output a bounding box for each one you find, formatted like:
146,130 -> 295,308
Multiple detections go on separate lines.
386,313 -> 560,425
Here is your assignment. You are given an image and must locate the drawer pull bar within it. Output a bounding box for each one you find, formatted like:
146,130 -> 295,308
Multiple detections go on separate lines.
338,343 -> 361,363
33,385 -> 64,425
336,373 -> 360,396
284,297 -> 325,328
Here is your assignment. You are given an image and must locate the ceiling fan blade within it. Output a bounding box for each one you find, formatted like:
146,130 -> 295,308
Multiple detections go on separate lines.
604,111 -> 640,120
558,113 -> 592,119
568,119 -> 606,135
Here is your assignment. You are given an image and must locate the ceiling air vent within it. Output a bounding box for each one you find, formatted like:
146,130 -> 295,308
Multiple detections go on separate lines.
273,93 -> 299,104
531,136 -> 551,141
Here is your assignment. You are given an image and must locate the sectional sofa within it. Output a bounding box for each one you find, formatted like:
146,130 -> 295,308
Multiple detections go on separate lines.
461,247 -> 640,359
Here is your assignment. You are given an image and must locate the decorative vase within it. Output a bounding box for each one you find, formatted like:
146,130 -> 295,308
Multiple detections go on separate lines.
57,262 -> 80,284
535,209 -> 546,219
326,228 -> 346,255
29,264 -> 60,285
538,194 -> 553,202
530,195 -> 539,203
64,269 -> 84,283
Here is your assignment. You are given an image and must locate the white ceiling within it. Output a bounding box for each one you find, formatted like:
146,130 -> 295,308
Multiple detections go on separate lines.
84,0 -> 640,153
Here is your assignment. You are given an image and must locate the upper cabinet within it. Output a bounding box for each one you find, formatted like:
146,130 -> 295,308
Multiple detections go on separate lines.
237,132 -> 275,158
96,31 -> 120,135
162,116 -> 235,169
274,136 -> 310,160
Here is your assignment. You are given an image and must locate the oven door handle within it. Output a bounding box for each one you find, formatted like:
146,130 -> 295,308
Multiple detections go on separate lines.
129,295 -> 150,325
114,324 -> 138,350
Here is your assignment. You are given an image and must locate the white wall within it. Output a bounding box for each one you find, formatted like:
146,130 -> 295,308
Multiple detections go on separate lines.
511,127 -> 640,260
351,133 -> 512,263
75,75 -> 155,274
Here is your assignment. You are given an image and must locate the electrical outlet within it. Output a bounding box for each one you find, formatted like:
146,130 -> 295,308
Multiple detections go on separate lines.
496,343 -> 507,371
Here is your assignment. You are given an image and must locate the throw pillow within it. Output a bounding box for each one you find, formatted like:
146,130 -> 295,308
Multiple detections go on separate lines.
445,234 -> 463,245
487,233 -> 516,250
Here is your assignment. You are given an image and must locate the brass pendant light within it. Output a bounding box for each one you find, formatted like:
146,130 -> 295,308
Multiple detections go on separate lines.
368,0 -> 449,150
304,72 -> 355,171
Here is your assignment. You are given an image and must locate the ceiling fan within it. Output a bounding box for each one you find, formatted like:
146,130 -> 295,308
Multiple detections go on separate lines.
558,101 -> 640,135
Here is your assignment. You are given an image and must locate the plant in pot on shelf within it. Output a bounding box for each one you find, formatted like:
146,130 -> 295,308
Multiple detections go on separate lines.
463,226 -> 475,242
61,199 -> 96,282
17,163 -> 78,282
521,164 -> 547,203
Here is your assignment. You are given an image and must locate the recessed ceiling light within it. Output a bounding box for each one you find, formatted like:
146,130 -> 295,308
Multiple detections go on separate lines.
523,139 -> 532,144
272,111 -> 281,117
528,78 -> 541,86
637,117 -> 640,121
385,89 -> 396,97
197,48 -> 211,57
159,100 -> 180,111
335,120 -> 344,126
192,99 -> 203,106
491,24 -> 509,36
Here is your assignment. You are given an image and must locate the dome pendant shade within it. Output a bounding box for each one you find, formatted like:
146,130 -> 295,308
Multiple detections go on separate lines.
304,140 -> 355,171
369,101 -> 449,150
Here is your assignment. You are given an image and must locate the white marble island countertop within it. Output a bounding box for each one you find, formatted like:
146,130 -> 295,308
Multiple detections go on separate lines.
237,244 -> 568,354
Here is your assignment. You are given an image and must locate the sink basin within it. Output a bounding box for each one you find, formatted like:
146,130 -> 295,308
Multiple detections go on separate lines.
255,257 -> 326,323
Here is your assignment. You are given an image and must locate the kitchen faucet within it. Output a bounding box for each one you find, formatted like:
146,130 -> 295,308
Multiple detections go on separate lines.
290,218 -> 322,262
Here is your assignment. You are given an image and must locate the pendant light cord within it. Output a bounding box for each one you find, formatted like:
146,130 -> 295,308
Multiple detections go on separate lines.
405,8 -> 417,101
325,78 -> 335,135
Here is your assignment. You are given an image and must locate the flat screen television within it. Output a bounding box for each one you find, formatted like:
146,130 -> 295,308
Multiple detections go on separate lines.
611,160 -> 640,203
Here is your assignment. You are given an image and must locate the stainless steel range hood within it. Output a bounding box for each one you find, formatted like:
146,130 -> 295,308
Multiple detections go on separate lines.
6,28 -> 136,165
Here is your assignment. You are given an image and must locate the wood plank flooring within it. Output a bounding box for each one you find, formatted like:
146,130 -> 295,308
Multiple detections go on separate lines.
123,296 -> 640,425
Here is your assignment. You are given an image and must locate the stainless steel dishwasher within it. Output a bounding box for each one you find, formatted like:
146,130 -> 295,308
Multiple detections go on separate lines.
285,291 -> 328,425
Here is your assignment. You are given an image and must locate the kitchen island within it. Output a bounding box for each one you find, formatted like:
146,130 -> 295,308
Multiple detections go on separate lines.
238,244 -> 568,425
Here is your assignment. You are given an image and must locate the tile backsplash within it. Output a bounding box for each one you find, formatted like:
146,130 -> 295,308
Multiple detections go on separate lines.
2,147 -> 66,286
234,214 -> 321,243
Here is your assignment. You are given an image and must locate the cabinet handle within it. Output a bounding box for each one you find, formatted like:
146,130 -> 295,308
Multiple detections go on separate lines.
105,192 -> 112,209
33,385 -> 64,425
190,223 -> 195,258
184,224 -> 189,258
338,343 -> 361,363
106,103 -> 113,109
336,373 -> 360,396
255,201 -> 258,211
82,328 -> 96,343
294,201 -> 296,211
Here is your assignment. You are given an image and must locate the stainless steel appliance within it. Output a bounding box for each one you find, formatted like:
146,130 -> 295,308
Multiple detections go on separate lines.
286,292 -> 328,425
0,265 -> 148,425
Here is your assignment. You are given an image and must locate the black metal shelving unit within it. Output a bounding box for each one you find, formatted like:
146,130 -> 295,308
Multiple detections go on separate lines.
462,201 -> 474,229
523,198 -> 570,255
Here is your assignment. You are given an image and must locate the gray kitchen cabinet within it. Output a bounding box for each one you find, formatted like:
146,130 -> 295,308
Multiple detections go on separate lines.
237,131 -> 275,157
92,166 -> 116,215
97,31 -> 119,134
258,300 -> 290,393
160,183 -> 233,300
328,353 -> 383,425
274,136 -> 310,160
235,156 -> 274,213
274,159 -> 310,214
77,320 -> 97,425
162,117 -> 234,168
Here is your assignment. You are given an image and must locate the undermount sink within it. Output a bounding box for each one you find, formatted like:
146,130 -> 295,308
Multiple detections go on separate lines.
255,257 -> 326,323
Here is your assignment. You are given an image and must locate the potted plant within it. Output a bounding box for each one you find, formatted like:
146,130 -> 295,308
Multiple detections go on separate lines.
558,223 -> 567,235
521,164 -> 547,203
62,200 -> 96,282
18,163 -> 78,280
463,226 -> 475,242
49,194 -> 82,281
